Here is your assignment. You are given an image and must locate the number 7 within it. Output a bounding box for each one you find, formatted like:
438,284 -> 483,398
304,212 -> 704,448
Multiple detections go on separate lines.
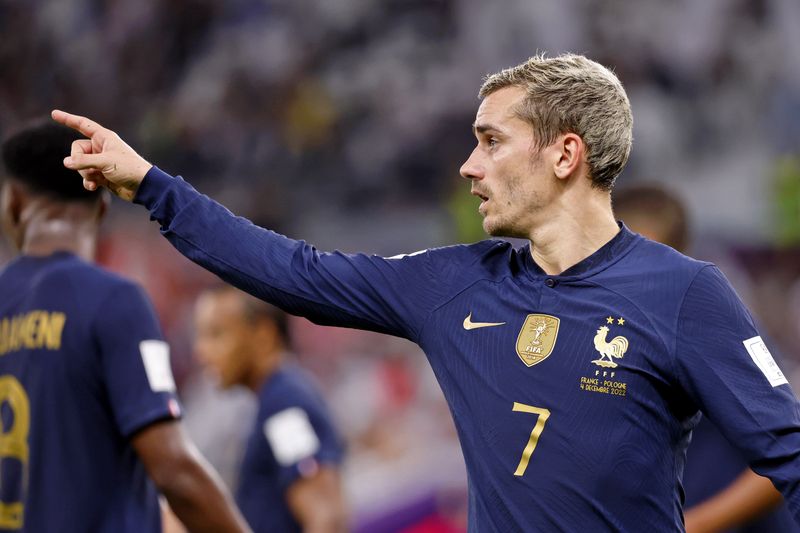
512,402 -> 551,477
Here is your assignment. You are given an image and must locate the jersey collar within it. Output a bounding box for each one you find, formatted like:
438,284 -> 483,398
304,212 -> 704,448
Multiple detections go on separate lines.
519,222 -> 640,281
2,251 -> 78,273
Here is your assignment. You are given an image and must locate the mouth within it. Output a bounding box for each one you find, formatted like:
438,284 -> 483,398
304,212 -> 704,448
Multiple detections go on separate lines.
471,190 -> 489,202
471,190 -> 489,213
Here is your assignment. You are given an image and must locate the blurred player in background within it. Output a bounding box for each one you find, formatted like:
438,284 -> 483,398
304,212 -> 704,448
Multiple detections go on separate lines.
614,184 -> 800,533
192,285 -> 346,533
0,122 -> 250,532
53,52 -> 800,531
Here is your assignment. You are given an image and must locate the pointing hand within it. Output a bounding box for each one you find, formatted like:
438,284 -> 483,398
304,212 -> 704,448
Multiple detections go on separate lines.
51,110 -> 153,201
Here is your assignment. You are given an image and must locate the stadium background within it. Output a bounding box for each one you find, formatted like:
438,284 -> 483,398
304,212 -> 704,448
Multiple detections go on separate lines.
2,0 -> 800,531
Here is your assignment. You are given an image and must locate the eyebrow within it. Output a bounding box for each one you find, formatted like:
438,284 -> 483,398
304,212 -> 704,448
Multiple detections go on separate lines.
472,123 -> 504,135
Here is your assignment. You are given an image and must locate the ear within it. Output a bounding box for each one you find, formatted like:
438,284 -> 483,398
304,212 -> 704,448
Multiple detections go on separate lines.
2,181 -> 26,227
552,133 -> 585,180
1,182 -> 26,250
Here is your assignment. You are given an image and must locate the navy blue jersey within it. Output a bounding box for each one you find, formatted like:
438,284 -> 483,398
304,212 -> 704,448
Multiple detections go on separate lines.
0,252 -> 180,532
136,167 -> 800,532
236,364 -> 344,533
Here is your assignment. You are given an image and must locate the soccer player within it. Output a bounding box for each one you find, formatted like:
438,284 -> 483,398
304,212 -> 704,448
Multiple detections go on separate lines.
0,122 -> 250,532
614,184 -> 799,533
54,52 -> 800,531
192,285 -> 346,532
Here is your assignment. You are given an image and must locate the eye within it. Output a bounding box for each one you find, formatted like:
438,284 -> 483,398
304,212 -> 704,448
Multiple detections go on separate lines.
487,137 -> 499,149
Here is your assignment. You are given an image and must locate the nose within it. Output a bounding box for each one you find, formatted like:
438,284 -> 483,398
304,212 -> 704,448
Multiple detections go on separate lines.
460,146 -> 484,181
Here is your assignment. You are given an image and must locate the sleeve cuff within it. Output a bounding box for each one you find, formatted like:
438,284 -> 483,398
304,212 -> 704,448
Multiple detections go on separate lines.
133,166 -> 177,209
121,399 -> 183,439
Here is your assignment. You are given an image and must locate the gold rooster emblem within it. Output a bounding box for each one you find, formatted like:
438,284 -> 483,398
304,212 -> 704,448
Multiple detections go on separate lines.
592,325 -> 629,368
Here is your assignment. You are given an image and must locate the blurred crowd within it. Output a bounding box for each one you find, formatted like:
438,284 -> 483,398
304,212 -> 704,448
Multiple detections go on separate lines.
4,0 -> 800,243
2,0 -> 800,530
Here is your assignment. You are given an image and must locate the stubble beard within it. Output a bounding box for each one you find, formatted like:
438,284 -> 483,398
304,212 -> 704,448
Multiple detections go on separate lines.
482,175 -> 537,239
483,216 -> 529,239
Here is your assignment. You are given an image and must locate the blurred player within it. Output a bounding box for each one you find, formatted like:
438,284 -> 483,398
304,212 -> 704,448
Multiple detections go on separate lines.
54,52 -> 800,531
0,122 -> 250,532
193,285 -> 346,533
614,184 -> 799,533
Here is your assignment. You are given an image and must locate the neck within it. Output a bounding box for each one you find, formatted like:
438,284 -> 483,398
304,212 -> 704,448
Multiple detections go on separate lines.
527,188 -> 619,275
22,222 -> 97,261
18,201 -> 99,261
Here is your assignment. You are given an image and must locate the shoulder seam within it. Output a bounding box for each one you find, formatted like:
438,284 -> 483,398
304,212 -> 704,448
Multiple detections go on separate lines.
671,263 -> 716,390
417,242 -> 512,343
90,279 -> 147,335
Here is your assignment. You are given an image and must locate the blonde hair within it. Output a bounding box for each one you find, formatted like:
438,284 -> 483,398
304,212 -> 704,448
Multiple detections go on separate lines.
480,53 -> 633,191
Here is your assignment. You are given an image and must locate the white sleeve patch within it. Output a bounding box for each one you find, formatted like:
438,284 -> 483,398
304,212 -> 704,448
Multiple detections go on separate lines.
743,336 -> 788,387
139,340 -> 176,392
263,407 -> 320,466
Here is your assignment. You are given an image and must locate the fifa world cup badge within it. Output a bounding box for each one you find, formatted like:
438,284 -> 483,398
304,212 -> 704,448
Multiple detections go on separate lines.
515,314 -> 560,367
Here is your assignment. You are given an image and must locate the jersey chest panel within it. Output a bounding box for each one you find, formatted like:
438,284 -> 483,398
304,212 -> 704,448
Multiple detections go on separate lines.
422,279 -> 688,527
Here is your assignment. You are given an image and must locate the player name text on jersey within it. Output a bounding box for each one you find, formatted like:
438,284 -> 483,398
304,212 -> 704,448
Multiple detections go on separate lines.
0,310 -> 66,355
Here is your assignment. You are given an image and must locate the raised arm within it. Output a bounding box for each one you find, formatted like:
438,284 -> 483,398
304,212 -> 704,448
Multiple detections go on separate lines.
53,110 -> 469,341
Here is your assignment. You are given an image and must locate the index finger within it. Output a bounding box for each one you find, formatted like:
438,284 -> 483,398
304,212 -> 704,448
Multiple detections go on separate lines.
51,110 -> 106,138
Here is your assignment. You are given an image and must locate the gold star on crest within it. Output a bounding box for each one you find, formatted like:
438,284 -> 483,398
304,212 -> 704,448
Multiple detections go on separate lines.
617,317 -> 625,325
606,316 -> 614,324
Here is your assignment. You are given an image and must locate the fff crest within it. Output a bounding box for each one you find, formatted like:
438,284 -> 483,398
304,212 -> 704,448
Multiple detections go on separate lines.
516,314 -> 560,367
591,324 -> 629,368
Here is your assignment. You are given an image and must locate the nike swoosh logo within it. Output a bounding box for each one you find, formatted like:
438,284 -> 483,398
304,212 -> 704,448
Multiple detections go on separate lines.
463,313 -> 506,330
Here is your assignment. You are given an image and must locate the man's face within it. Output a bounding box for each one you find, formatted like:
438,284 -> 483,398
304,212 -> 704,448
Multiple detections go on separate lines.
193,291 -> 254,389
460,86 -> 555,238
